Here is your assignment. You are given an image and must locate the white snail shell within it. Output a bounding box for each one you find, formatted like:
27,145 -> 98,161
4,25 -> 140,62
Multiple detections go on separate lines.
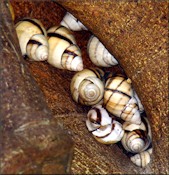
104,76 -> 141,124
133,90 -> 144,113
87,35 -> 118,67
121,129 -> 151,154
130,148 -> 152,167
26,34 -> 48,61
70,68 -> 104,106
93,120 -> 124,144
86,105 -> 124,144
15,18 -> 47,60
60,12 -> 88,31
86,105 -> 112,131
47,26 -> 83,71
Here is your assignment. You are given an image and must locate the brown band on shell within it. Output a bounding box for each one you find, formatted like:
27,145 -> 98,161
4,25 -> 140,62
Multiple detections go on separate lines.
47,32 -> 73,44
91,107 -> 102,125
27,39 -> 42,46
104,88 -> 132,110
120,101 -> 138,120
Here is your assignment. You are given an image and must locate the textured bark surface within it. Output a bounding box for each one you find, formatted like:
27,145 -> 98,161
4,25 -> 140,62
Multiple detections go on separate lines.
5,0 -> 169,174
0,1 -> 73,174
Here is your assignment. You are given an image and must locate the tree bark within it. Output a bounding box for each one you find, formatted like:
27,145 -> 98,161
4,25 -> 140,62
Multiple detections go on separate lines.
0,1 -> 73,174
54,0 -> 168,174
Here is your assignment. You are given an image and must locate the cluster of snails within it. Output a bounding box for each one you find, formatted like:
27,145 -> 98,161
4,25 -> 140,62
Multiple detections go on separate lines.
15,12 -> 118,71
15,16 -> 83,71
71,68 -> 153,167
15,11 -> 152,167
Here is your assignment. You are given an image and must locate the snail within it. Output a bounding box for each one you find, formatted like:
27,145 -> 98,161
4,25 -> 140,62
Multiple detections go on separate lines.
15,18 -> 48,61
119,115 -> 152,166
104,75 -> 141,124
121,129 -> 151,154
47,25 -> 83,71
70,68 -> 105,106
130,148 -> 153,167
87,35 -> 118,67
121,114 -> 152,154
86,105 -> 124,144
60,12 -> 88,31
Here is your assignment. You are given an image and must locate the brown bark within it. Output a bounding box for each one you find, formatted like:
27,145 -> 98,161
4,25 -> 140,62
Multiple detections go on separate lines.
0,1 -> 73,174
53,0 -> 169,174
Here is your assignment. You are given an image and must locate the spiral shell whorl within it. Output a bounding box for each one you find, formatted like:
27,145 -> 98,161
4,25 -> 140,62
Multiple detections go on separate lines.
86,105 -> 124,144
70,69 -> 104,106
60,12 -> 88,31
121,129 -> 151,153
93,120 -> 124,144
86,105 -> 112,131
87,36 -> 118,67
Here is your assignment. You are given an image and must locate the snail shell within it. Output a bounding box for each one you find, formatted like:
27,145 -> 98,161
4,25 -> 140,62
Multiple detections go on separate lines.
87,35 -> 118,67
47,26 -> 83,71
60,12 -> 88,31
86,105 -> 112,131
130,148 -> 152,167
15,18 -> 47,60
86,105 -> 124,144
121,129 -> 151,154
104,76 -> 141,124
93,120 -> 124,144
70,68 -> 104,106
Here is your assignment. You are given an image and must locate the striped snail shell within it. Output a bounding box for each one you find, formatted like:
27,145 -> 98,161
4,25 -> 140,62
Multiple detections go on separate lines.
86,105 -> 124,144
47,26 -> 83,71
104,76 -> 141,124
92,120 -> 124,144
130,148 -> 152,167
121,129 -> 151,154
87,35 -> 118,67
70,68 -> 104,106
15,18 -> 48,61
60,12 -> 88,31
86,105 -> 112,131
